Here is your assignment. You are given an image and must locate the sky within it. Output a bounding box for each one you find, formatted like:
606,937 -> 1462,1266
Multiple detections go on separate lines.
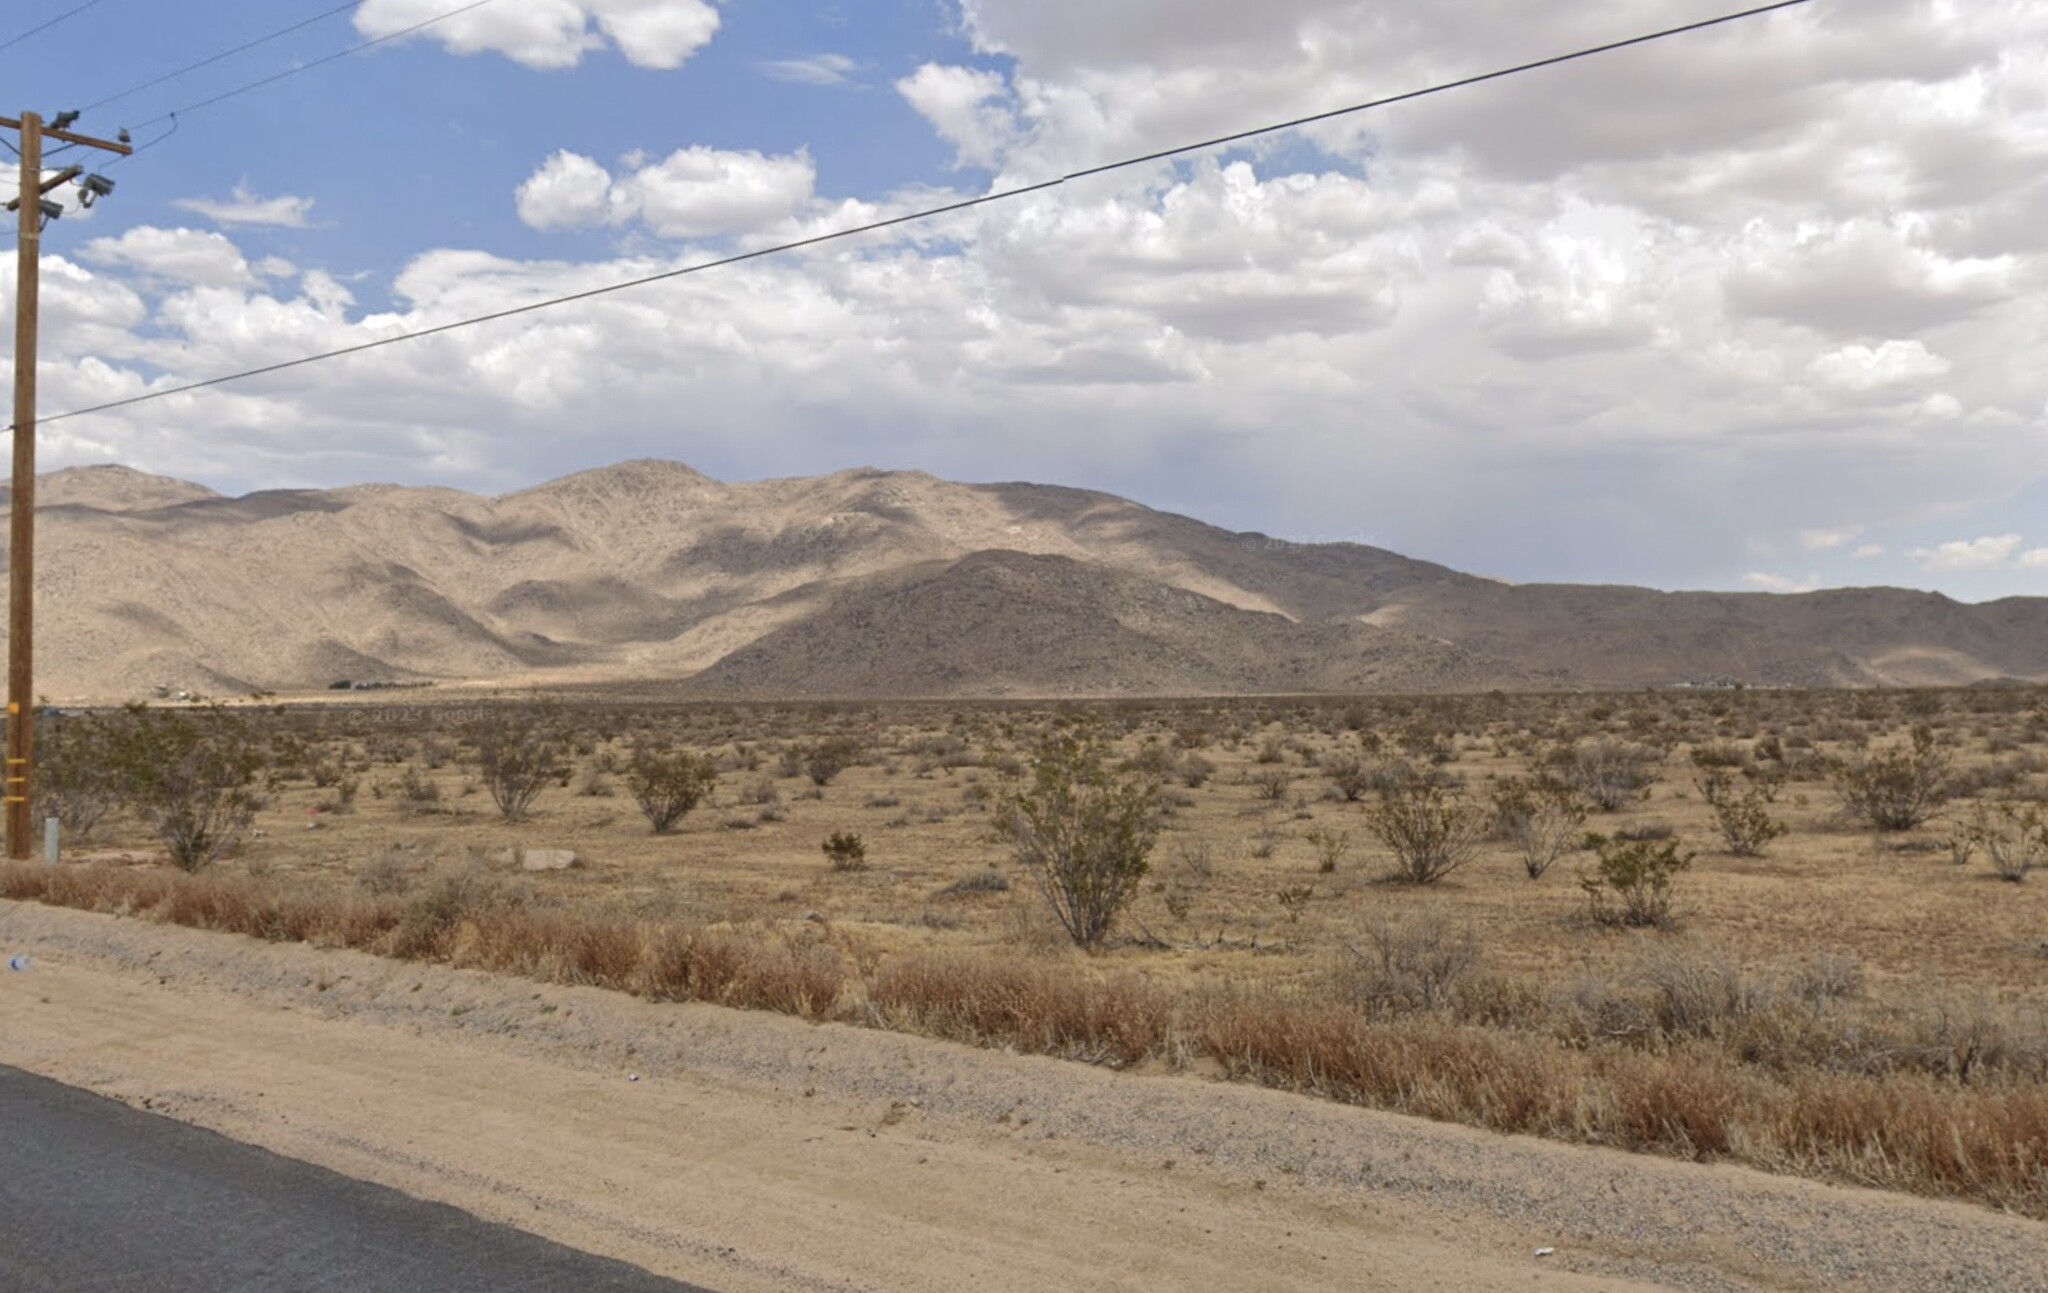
1,0 -> 2045,599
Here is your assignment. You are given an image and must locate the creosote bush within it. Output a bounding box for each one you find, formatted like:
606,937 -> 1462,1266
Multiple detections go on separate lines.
1365,774 -> 1486,884
1966,801 -> 2047,883
1489,775 -> 1587,879
469,708 -> 562,823
995,731 -> 1159,950
104,704 -> 264,872
1832,725 -> 1951,832
821,830 -> 868,872
1695,768 -> 1787,857
1580,832 -> 1695,928
804,736 -> 864,787
1555,737 -> 1659,812
624,748 -> 717,834
33,710 -> 123,842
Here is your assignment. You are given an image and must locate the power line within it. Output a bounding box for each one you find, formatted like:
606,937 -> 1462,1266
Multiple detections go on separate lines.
82,1 -> 361,115
26,0 -> 1817,433
121,0 -> 504,131
0,0 -> 109,56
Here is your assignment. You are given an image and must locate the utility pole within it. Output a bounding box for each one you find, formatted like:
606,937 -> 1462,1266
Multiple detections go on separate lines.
3,110 -> 129,859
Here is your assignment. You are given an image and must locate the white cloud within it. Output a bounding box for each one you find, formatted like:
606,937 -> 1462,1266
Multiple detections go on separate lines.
620,148 -> 818,239
1908,535 -> 2025,572
77,227 -> 256,289
1799,528 -> 1859,552
1853,544 -> 1887,560
1806,339 -> 1949,393
896,64 -> 1018,169
516,148 -> 818,239
2018,548 -> 2048,571
352,0 -> 718,70
1743,571 -> 1818,594
173,186 -> 316,229
760,54 -> 863,87
515,151 -> 616,231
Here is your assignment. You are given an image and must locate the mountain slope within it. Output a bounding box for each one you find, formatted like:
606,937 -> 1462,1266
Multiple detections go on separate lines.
689,550 -> 1541,698
2,460 -> 2043,699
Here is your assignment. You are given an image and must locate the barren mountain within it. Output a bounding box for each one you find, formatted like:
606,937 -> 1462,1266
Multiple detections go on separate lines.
3,459 -> 2043,699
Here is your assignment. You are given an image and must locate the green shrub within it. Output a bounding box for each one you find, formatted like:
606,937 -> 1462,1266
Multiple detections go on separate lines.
805,736 -> 864,787
105,705 -> 263,872
625,748 -> 717,834
33,711 -> 123,841
821,831 -> 868,872
1695,768 -> 1787,857
469,708 -> 562,823
1832,726 -> 1950,832
1580,833 -> 1694,928
996,732 -> 1158,950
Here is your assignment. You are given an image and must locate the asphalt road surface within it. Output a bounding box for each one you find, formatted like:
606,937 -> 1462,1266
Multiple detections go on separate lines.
0,1064 -> 713,1292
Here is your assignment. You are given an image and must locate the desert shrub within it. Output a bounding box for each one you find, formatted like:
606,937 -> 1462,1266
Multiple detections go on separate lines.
624,748 -> 717,834
995,732 -> 1159,950
1832,725 -> 1951,831
33,711 -> 122,841
396,764 -> 442,817
1303,824 -> 1353,874
1249,767 -> 1292,801
1490,776 -> 1588,878
356,847 -> 425,896
1365,775 -> 1486,884
1580,833 -> 1694,928
469,708 -> 562,822
1966,801 -> 2047,883
1555,737 -> 1659,812
804,736 -> 864,787
1337,914 -> 1481,1013
1324,753 -> 1372,802
821,830 -> 868,872
1695,768 -> 1788,857
105,705 -> 263,872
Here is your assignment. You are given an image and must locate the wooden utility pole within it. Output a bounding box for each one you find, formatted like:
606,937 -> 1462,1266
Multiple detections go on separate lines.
3,111 -> 129,859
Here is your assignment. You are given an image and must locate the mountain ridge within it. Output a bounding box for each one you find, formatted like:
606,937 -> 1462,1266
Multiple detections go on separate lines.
4,459 -> 2042,699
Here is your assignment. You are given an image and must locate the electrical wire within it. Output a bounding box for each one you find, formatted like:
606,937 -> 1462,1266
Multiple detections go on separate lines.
121,0 -> 504,131
81,1 -> 361,115
21,0 -> 1817,433
0,0 -> 109,56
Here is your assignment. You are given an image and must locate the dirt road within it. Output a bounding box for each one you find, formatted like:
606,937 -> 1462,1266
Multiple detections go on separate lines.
2,900 -> 2042,1293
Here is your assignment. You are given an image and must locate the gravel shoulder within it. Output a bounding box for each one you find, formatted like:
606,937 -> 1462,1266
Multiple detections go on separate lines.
2,900 -> 2042,1293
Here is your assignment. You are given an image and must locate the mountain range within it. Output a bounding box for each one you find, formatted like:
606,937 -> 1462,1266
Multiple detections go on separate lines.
5,459 -> 2043,700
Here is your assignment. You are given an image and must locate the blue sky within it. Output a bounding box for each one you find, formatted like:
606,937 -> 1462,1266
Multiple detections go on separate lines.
2,0 -> 2046,601
9,1 -> 979,301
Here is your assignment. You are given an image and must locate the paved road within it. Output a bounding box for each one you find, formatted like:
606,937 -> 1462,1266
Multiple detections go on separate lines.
0,1065 -> 712,1292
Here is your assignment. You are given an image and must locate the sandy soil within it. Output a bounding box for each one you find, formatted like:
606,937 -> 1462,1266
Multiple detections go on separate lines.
3,901 -> 2044,1293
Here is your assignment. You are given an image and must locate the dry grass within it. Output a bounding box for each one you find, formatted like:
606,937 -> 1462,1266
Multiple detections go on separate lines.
11,855 -> 2045,1216
10,687 -> 2048,1217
